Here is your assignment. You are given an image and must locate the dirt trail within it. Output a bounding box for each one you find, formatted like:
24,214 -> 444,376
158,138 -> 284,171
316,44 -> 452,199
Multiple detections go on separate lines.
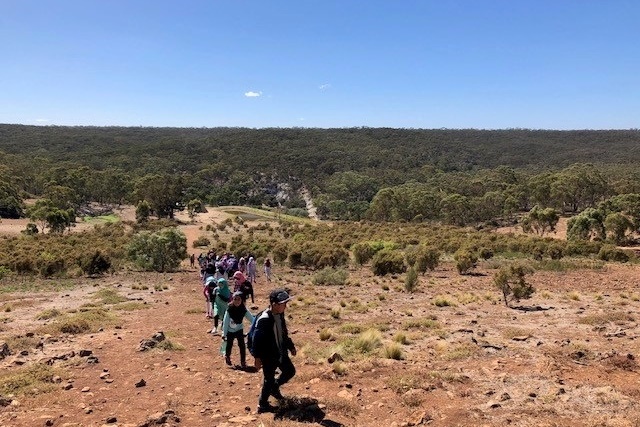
2,209 -> 640,426
300,187 -> 319,220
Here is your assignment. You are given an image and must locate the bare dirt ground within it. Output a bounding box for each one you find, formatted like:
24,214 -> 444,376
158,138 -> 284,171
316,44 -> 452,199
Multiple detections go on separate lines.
1,210 -> 640,427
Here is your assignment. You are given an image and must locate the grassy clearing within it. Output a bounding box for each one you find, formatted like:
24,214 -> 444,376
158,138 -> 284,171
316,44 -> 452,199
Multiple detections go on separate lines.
219,206 -> 313,224
0,363 -> 63,396
82,214 -> 120,224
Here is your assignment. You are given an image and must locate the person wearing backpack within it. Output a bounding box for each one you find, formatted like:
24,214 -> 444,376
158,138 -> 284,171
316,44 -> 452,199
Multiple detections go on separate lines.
210,278 -> 231,334
222,291 -> 254,369
252,289 -> 296,414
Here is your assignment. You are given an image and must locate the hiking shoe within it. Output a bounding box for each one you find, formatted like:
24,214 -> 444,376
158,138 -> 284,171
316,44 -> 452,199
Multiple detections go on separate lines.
257,403 -> 277,414
225,356 -> 232,366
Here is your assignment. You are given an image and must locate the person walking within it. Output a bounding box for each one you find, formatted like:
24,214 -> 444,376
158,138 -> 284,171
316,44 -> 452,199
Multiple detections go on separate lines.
222,291 -> 254,369
253,289 -> 296,413
232,271 -> 255,303
246,256 -> 257,283
211,278 -> 231,334
263,258 -> 272,282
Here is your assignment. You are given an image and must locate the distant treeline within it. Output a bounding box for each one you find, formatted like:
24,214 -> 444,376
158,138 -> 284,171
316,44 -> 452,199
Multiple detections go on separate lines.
2,124 -> 640,228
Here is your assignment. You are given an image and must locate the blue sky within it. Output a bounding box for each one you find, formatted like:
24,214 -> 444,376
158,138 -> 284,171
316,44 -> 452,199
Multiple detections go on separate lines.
1,1 -> 639,129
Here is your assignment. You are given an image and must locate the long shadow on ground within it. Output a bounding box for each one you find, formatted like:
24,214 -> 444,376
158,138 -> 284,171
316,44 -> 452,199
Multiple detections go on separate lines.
274,396 -> 345,427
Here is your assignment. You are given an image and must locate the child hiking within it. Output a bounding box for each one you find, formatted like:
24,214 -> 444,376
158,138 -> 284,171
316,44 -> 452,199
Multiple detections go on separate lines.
246,256 -> 257,283
222,291 -> 254,369
210,278 -> 231,334
203,276 -> 215,319
263,258 -> 272,282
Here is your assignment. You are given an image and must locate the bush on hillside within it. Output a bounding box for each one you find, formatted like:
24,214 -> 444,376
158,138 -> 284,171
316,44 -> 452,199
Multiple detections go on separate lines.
372,249 -> 406,276
312,267 -> 349,286
415,246 -> 440,274
404,266 -> 418,293
494,263 -> 535,307
598,245 -> 631,263
128,228 -> 187,272
454,249 -> 477,275
79,251 -> 112,277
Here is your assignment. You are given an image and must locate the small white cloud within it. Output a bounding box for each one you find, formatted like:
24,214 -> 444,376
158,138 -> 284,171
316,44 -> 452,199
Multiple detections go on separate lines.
35,118 -> 49,123
244,91 -> 262,97
318,83 -> 331,90
298,117 -> 305,121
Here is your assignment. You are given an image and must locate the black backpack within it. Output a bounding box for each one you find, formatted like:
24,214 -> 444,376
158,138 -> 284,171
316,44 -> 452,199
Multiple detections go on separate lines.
246,310 -> 264,356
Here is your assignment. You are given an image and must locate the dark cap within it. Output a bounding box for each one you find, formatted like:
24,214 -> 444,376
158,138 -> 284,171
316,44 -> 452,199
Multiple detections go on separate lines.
232,291 -> 244,299
269,289 -> 292,304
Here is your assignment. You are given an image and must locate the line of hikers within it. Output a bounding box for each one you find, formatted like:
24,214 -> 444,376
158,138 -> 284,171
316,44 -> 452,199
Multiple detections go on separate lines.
197,252 -> 294,414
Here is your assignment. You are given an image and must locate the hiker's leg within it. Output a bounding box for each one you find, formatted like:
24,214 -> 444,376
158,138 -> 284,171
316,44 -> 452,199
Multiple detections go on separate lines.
225,333 -> 234,357
259,360 -> 277,406
237,331 -> 247,365
276,355 -> 296,387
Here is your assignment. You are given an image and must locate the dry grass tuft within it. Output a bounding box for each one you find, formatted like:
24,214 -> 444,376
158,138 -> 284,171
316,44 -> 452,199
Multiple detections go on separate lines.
36,308 -> 63,320
578,312 -> 634,326
0,363 -> 63,396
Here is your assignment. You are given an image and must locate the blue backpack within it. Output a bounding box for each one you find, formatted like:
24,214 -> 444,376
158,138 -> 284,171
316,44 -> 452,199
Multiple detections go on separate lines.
246,310 -> 264,356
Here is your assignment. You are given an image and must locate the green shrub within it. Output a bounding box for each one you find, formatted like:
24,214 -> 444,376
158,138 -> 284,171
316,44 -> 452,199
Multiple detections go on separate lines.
454,249 -> 477,275
312,267 -> 349,286
372,249 -> 406,276
415,246 -> 440,274
404,266 -> 418,293
192,236 -> 211,248
128,228 -> 187,272
598,245 -> 631,262
79,251 -> 111,277
494,263 -> 535,307
351,242 -> 376,265
36,254 -> 66,278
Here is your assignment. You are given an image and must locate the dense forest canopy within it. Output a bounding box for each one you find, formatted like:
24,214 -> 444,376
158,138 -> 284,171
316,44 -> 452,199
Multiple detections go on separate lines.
2,124 -> 640,230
